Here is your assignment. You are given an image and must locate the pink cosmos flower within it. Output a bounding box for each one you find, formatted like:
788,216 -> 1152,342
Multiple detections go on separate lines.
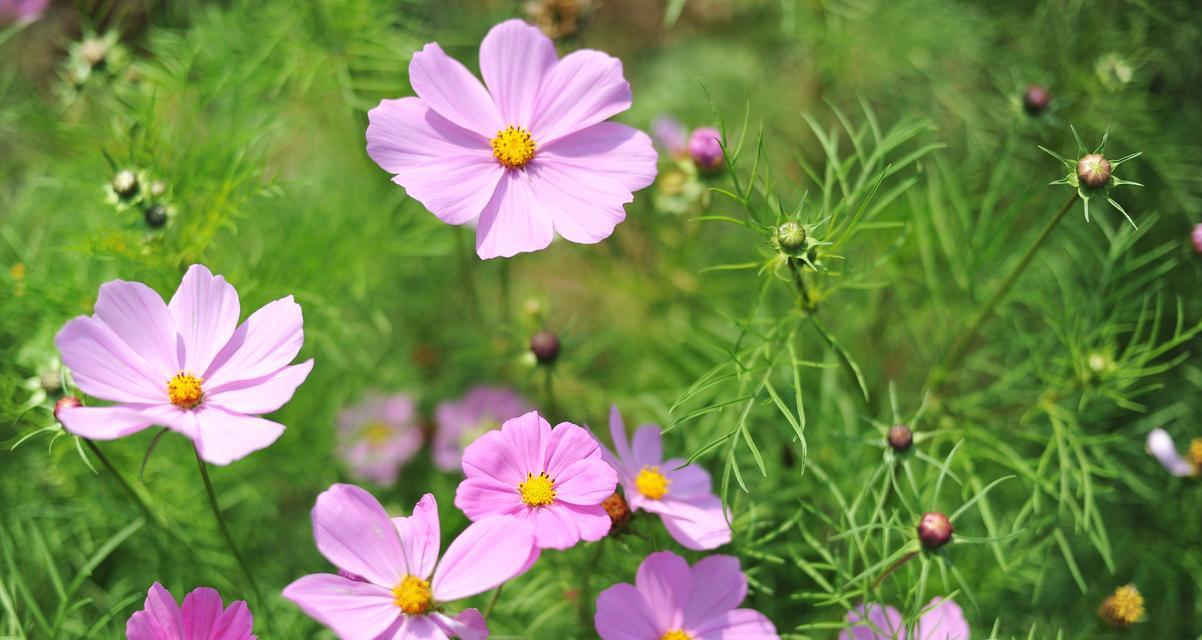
687,127 -> 724,173
433,385 -> 531,472
1192,223 -> 1202,254
601,406 -> 730,550
337,392 -> 423,485
53,264 -> 313,465
0,0 -> 47,24
365,19 -> 658,259
840,598 -> 970,639
594,550 -> 778,640
283,484 -> 535,640
126,582 -> 255,640
652,116 -> 689,159
454,410 -> 617,550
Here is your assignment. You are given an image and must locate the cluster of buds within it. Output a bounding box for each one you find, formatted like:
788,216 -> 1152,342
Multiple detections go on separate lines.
1041,126 -> 1142,226
105,168 -> 175,229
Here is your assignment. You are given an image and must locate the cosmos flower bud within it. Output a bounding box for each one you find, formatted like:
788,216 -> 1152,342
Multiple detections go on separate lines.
917,511 -> 953,549
111,170 -> 140,199
530,330 -> 560,364
144,204 -> 168,228
53,396 -> 82,422
1191,224 -> 1202,254
688,127 -> 724,173
776,222 -> 807,253
1023,84 -> 1050,116
601,491 -> 631,530
1076,153 -> 1112,189
888,424 -> 913,452
80,37 -> 109,68
1098,584 -> 1144,628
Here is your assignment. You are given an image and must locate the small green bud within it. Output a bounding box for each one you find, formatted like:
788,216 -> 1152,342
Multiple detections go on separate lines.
1076,153 -> 1112,189
111,170 -> 139,199
776,222 -> 807,253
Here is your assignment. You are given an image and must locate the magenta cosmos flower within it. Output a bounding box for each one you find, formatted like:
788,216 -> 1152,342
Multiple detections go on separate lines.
454,410 -> 617,550
0,0 -> 47,24
687,127 -> 724,173
365,19 -> 658,259
601,406 -> 730,550
53,264 -> 313,465
1192,224 -> 1202,254
126,582 -> 255,640
337,392 -> 423,484
595,550 -> 778,640
840,598 -> 969,640
283,484 -> 535,640
433,385 -> 531,472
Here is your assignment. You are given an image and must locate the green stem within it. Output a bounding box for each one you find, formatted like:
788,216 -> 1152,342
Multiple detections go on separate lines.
453,226 -> 483,322
83,439 -> 192,550
872,550 -> 918,590
483,583 -> 504,619
542,366 -> 559,421
787,258 -> 817,313
934,194 -> 1077,390
194,446 -> 266,614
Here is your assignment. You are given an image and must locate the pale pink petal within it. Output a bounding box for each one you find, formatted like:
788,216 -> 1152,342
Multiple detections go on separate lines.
635,551 -> 691,631
839,604 -> 903,640
432,516 -> 535,601
55,316 -> 164,403
631,425 -> 663,467
400,615 -> 451,640
504,411 -> 552,477
169,265 -> 240,374
662,459 -> 712,498
474,171 -> 555,259
462,426 -> 527,485
530,50 -> 631,145
1147,428 -> 1194,477
126,582 -> 182,640
432,609 -> 488,640
522,506 -> 580,550
55,404 -> 160,440
915,597 -> 970,640
212,599 -> 256,640
595,583 -> 662,640
93,280 -> 179,378
367,97 -> 491,175
394,154 -> 505,226
682,556 -> 746,626
192,406 -> 285,465
408,43 -> 503,138
204,296 -> 303,389
281,574 -> 399,640
606,405 -> 634,473
480,20 -> 556,126
206,360 -> 314,415
692,608 -> 778,639
654,496 -> 732,551
553,458 -> 618,506
179,587 -> 224,639
563,503 -> 612,544
454,476 -> 525,519
309,484 -> 407,588
392,493 -> 441,580
544,421 -> 603,477
539,123 -> 658,193
527,159 -> 631,244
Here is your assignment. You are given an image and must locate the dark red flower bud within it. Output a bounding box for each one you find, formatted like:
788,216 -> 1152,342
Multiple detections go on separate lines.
917,511 -> 953,549
1076,154 -> 1112,189
530,331 -> 560,364
1023,84 -> 1050,116
888,424 -> 913,452
601,492 -> 631,531
54,396 -> 83,421
144,204 -> 168,228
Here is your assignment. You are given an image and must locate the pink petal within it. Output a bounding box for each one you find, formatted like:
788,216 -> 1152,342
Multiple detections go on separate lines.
204,296 -> 304,390
692,608 -> 778,639
400,615 -> 452,640
474,170 -> 555,259
652,496 -> 732,551
126,582 -> 182,640
281,573 -> 399,640
55,404 -> 161,440
682,555 -> 746,626
93,279 -> 179,378
915,597 -> 970,640
461,425 -> 527,485
432,516 -> 536,601
540,123 -> 658,193
840,603 -> 903,640
169,265 -> 240,374
527,503 -> 610,549
631,425 -> 663,468
662,458 -> 712,499
432,609 -> 488,640
55,316 -> 164,403
504,411 -> 552,477
454,475 -> 525,520
1146,428 -> 1194,477
179,587 -> 224,638
212,600 -> 256,640
408,42 -> 503,138
309,484 -> 408,588
192,406 -> 285,465
206,360 -> 314,415
544,421 -> 603,477
635,551 -> 691,631
479,20 -> 557,126
367,97 -> 491,175
606,405 -> 634,473
527,159 -> 631,244
530,50 -> 631,145
392,493 -> 441,580
394,154 -> 505,226
553,458 -> 618,506
595,583 -> 662,640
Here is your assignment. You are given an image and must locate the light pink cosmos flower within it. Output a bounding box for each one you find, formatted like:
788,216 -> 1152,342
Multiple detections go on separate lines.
651,116 -> 689,159
283,484 -> 535,640
1146,428 -> 1198,477
840,598 -> 970,639
601,406 -> 730,550
687,127 -> 724,173
433,385 -> 531,472
454,410 -> 617,550
0,0 -> 47,24
1192,223 -> 1202,254
594,550 -> 778,640
337,392 -> 423,485
126,582 -> 255,640
54,265 -> 313,465
366,19 -> 658,259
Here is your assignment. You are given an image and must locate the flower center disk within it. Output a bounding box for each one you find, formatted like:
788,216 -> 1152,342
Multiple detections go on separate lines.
167,372 -> 204,409
361,421 -> 393,445
518,471 -> 556,506
635,466 -> 671,500
491,126 -> 536,168
392,575 -> 432,615
661,630 -> 692,640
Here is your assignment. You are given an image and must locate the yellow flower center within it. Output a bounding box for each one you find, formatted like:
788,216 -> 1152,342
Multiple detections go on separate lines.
1189,438 -> 1202,472
491,126 -> 536,168
635,466 -> 671,500
518,471 -> 556,507
167,373 -> 204,409
392,575 -> 432,615
661,631 -> 692,640
362,421 -> 393,445
1108,584 -> 1144,625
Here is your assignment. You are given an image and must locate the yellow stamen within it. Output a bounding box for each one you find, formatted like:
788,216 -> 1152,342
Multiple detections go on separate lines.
491,126 -> 536,168
635,466 -> 671,500
661,630 -> 692,640
518,471 -> 556,507
362,422 -> 393,445
392,575 -> 432,615
167,373 -> 204,409
1188,438 -> 1202,472
1103,584 -> 1145,626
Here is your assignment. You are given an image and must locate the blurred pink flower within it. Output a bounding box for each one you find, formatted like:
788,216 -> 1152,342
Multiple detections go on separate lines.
601,406 -> 730,550
651,116 -> 689,158
687,127 -> 724,172
54,265 -> 313,465
454,410 -> 617,550
366,19 -> 658,259
126,582 -> 255,640
0,0 -> 47,24
337,393 -> 423,485
1146,428 -> 1198,477
840,598 -> 969,639
595,550 -> 778,640
433,385 -> 531,472
1192,223 -> 1202,254
283,484 -> 535,640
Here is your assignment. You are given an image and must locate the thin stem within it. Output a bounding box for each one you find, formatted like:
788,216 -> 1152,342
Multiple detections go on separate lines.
194,446 -> 266,614
483,583 -> 504,619
499,259 -> 512,325
542,366 -> 559,421
787,258 -> 817,313
83,439 -> 192,550
934,194 -> 1077,391
453,226 -> 483,322
872,550 -> 918,590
